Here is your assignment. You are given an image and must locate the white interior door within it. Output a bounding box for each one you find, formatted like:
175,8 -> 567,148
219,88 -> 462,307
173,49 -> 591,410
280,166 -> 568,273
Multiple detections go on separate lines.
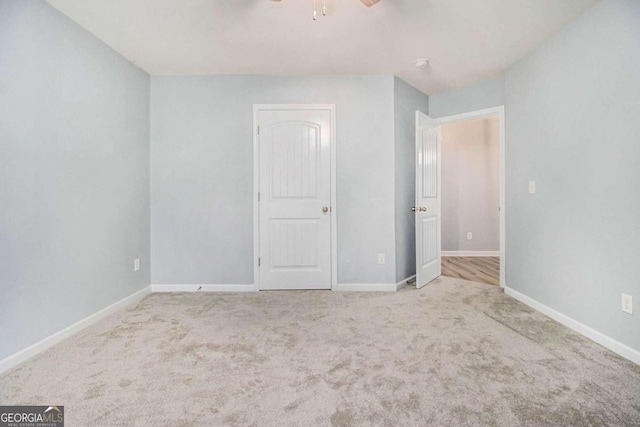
256,107 -> 333,290
415,111 -> 441,288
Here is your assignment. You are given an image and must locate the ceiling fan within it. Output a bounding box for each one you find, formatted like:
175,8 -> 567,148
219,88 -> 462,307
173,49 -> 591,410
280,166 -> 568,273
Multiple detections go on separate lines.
270,0 -> 381,6
270,0 -> 381,20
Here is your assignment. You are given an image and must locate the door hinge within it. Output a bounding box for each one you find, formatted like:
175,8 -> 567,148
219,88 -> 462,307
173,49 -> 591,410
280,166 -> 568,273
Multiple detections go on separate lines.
258,257 -> 261,266
258,192 -> 260,202
257,125 -> 260,135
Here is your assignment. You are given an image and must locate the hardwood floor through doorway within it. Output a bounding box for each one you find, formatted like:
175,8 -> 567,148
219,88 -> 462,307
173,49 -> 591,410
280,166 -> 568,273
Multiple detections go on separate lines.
441,256 -> 500,286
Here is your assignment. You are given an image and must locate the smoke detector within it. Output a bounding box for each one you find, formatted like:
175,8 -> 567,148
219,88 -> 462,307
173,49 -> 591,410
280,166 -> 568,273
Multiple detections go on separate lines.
415,59 -> 429,69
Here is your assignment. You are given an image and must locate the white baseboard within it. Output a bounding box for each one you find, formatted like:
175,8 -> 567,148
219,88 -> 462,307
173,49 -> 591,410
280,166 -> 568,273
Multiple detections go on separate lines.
505,287 -> 640,366
396,275 -> 416,291
151,284 -> 255,293
336,283 -> 398,292
0,285 -> 151,375
441,251 -> 500,257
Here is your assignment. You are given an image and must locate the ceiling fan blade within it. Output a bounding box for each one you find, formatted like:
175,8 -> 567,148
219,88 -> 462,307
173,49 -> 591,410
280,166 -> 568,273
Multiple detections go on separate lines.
360,0 -> 381,7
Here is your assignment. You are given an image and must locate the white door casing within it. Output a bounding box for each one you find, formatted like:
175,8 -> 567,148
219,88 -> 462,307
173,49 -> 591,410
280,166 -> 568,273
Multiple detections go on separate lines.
254,105 -> 336,290
415,111 -> 442,288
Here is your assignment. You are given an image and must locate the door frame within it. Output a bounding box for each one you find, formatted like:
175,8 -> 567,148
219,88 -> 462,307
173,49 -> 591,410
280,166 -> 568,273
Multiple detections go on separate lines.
436,106 -> 506,288
252,104 -> 337,291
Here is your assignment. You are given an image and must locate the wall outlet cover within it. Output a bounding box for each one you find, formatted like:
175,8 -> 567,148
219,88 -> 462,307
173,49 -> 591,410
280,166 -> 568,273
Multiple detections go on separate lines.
377,254 -> 385,265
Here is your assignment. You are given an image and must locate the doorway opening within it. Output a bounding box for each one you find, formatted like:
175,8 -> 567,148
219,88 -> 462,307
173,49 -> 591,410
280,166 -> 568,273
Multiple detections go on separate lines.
437,107 -> 505,287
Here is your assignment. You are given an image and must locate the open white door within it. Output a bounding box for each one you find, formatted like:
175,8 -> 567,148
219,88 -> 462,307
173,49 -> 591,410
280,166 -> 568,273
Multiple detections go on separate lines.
415,111 -> 441,288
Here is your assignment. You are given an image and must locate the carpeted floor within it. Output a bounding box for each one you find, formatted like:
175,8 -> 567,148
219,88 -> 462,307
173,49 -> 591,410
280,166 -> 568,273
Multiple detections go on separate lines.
1,277 -> 639,426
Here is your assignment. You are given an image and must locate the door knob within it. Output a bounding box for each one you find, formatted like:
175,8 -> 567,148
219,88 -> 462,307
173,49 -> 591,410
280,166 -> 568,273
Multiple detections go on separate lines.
411,207 -> 416,212
419,207 -> 427,212
322,206 -> 329,213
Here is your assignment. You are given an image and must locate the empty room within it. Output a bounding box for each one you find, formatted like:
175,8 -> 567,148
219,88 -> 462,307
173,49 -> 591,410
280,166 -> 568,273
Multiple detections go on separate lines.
1,0 -> 639,425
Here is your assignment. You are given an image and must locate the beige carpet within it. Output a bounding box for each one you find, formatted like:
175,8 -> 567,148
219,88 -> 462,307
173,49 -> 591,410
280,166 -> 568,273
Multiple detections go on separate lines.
1,277 -> 639,426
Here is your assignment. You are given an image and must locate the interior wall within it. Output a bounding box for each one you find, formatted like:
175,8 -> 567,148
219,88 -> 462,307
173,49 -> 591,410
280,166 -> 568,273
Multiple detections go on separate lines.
441,117 -> 499,252
393,77 -> 429,282
429,76 -> 504,119
150,75 -> 397,285
0,0 -> 150,361
505,0 -> 640,352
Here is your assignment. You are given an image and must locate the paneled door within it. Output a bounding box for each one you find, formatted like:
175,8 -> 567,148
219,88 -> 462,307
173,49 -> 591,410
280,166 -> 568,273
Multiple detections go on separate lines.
415,111 -> 441,288
255,106 -> 334,290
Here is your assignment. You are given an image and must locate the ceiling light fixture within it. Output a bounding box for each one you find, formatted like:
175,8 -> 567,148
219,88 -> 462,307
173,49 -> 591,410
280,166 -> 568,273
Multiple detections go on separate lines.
312,0 -> 327,21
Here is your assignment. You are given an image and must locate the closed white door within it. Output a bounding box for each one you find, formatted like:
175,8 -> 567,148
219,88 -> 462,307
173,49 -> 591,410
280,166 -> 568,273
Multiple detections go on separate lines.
415,111 -> 441,288
256,107 -> 333,290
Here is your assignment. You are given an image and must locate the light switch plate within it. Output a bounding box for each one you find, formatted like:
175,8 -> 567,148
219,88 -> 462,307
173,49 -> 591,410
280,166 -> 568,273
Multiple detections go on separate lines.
622,293 -> 633,315
134,258 -> 141,272
528,180 -> 536,194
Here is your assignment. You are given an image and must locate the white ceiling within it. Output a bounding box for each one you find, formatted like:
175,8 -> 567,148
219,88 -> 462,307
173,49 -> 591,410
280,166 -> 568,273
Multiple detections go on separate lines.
45,0 -> 597,94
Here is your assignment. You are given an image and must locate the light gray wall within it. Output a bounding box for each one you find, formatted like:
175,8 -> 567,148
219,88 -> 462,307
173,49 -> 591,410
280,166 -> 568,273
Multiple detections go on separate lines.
429,77 -> 504,119
151,75 -> 396,285
505,0 -> 640,351
0,0 -> 150,360
393,77 -> 429,282
441,117 -> 499,252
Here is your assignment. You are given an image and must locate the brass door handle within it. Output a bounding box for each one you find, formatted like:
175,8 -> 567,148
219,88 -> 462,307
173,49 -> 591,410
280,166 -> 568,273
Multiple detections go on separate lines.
419,207 -> 427,212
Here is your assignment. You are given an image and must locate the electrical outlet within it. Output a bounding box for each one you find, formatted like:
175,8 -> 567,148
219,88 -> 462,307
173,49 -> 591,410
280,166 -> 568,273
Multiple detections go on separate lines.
622,293 -> 633,315
467,232 -> 473,240
134,258 -> 141,272
528,180 -> 536,194
378,254 -> 386,265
